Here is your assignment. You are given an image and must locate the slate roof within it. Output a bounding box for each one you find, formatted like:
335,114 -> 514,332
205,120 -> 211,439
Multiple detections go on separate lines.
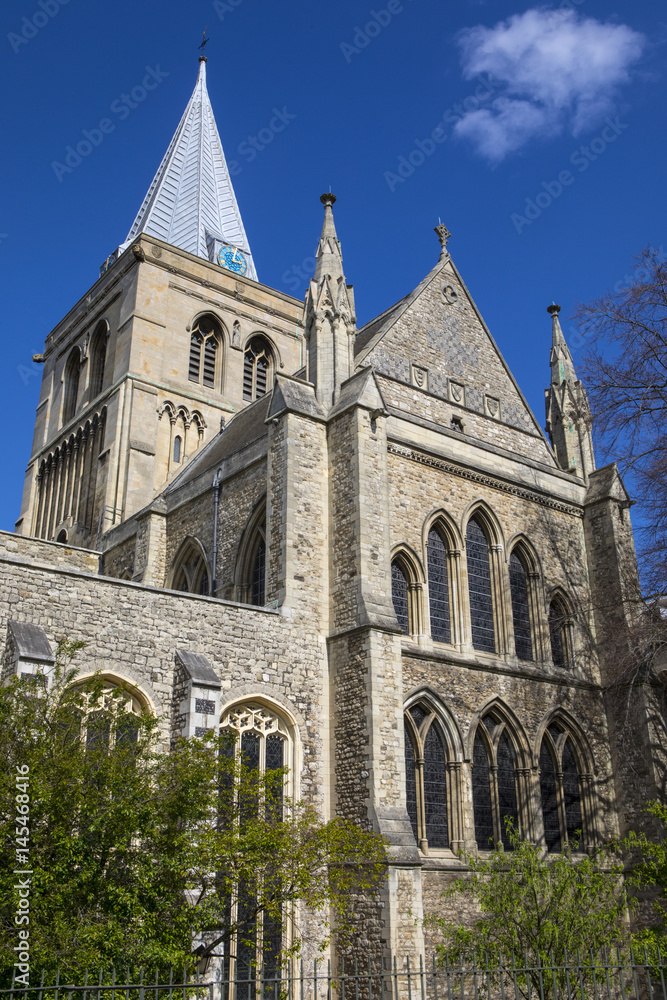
121,60 -> 257,279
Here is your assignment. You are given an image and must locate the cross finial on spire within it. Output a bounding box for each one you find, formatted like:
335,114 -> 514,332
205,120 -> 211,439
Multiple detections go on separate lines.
199,28 -> 210,62
434,222 -> 451,259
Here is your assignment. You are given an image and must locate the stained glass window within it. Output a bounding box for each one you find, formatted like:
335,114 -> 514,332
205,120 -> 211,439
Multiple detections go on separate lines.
473,731 -> 494,849
549,601 -> 567,667
428,530 -> 451,643
466,519 -> 495,653
509,552 -> 533,661
540,741 -> 561,852
423,725 -> 448,847
404,722 -> 419,843
497,731 -> 517,849
410,704 -> 427,729
252,538 -> 266,606
562,739 -> 583,843
391,562 -> 410,633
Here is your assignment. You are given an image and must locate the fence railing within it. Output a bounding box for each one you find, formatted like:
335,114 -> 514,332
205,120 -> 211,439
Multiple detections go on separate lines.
3,952 -> 667,1000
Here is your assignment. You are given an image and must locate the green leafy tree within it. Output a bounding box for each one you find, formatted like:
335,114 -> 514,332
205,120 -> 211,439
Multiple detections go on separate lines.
427,823 -> 629,1000
0,643 -> 387,982
622,801 -> 667,957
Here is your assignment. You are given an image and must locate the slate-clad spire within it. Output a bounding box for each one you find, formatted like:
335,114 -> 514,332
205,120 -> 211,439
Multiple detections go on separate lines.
119,58 -> 257,280
544,304 -> 595,479
304,194 -> 356,408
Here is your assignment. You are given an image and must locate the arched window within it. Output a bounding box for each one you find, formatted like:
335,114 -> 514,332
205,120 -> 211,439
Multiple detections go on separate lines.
540,721 -> 585,851
243,336 -> 272,401
472,712 -> 519,850
188,315 -> 222,389
549,595 -> 574,668
220,702 -> 291,988
89,323 -> 107,398
70,678 -> 144,750
169,538 -> 210,595
509,551 -> 533,661
428,528 -> 451,643
466,517 -> 495,653
391,561 -> 409,634
63,348 -> 81,424
404,704 -> 450,851
251,536 -> 266,606
173,435 -> 182,464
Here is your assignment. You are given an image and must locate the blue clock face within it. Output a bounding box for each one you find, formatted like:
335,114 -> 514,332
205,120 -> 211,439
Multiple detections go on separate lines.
218,245 -> 248,276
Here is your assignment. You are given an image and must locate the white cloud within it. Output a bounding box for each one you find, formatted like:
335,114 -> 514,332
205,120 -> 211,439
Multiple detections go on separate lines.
453,7 -> 646,162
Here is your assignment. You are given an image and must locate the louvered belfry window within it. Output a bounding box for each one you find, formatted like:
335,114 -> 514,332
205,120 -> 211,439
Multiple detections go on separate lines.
509,552 -> 533,661
188,316 -> 221,388
428,529 -> 451,643
391,561 -> 410,634
540,723 -> 585,851
466,518 -> 495,653
243,337 -> 271,401
404,705 -> 450,851
472,713 -> 518,850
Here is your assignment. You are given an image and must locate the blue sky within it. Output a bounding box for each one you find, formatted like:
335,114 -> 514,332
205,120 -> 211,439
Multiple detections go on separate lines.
0,0 -> 664,533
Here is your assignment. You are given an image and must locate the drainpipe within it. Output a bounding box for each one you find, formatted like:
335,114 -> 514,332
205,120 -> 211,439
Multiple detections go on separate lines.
211,468 -> 222,596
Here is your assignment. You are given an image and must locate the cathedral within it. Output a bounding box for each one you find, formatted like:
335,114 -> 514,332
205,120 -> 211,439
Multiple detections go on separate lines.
4,54 -> 663,963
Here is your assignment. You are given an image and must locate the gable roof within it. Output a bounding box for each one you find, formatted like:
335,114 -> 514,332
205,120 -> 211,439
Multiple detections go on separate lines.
121,60 -> 257,279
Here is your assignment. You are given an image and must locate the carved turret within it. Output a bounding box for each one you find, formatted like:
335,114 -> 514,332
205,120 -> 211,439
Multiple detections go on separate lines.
544,304 -> 595,479
304,194 -> 357,408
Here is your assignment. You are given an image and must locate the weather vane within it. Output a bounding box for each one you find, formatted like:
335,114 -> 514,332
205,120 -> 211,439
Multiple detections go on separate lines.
199,28 -> 210,60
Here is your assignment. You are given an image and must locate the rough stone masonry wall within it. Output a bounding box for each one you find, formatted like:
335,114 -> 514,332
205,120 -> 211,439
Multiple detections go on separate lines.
217,460 -> 267,599
103,531 -> 137,579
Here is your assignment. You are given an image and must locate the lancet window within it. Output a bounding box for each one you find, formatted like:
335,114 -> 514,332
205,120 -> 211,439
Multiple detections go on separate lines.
540,721 -> 585,851
243,337 -> 272,401
220,702 -> 291,990
466,517 -> 495,653
391,562 -> 409,634
169,538 -> 210,595
472,711 -> 518,850
188,315 -> 222,389
63,348 -> 81,425
404,703 -> 450,852
89,323 -> 107,398
509,551 -> 533,661
427,529 -> 451,644
549,595 -> 574,668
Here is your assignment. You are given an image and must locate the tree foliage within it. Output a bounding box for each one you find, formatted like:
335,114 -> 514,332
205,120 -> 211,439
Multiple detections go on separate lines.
622,800 -> 667,957
427,824 -> 629,999
0,645 -> 387,982
575,246 -> 667,595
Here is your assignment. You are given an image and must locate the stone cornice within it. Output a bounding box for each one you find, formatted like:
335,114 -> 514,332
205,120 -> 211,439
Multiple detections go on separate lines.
387,442 -> 583,517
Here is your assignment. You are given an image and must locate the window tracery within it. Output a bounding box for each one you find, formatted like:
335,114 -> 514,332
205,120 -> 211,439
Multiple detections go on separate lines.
169,538 -> 210,595
539,721 -> 586,851
472,711 -> 519,850
404,703 -> 455,852
70,679 -> 144,749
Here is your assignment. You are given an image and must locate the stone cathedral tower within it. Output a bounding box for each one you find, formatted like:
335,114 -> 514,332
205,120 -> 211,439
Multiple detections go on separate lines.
4,55 -> 664,971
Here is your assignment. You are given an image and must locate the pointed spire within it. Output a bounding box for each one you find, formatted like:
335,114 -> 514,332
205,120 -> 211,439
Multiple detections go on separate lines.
314,193 -> 344,284
118,58 -> 257,279
548,303 -> 577,386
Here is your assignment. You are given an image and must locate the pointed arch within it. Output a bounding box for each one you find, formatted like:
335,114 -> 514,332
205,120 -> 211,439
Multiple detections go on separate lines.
62,347 -> 81,425
234,496 -> 267,605
507,536 -> 542,663
188,313 -> 225,390
422,511 -> 464,648
89,320 -> 109,399
391,544 -> 424,637
468,698 -> 532,850
403,691 -> 465,853
535,708 -> 597,850
243,335 -> 275,401
548,587 -> 575,669
461,500 -> 505,549
167,535 -> 211,595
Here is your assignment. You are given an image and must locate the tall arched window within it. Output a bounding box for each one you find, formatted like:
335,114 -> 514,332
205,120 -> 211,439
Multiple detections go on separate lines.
540,721 -> 585,851
243,337 -> 272,401
188,315 -> 222,389
428,528 -> 451,644
63,348 -> 81,424
251,536 -> 266,606
391,561 -> 409,634
466,517 -> 495,653
220,702 -> 291,989
509,551 -> 533,661
404,704 -> 450,851
173,435 -> 182,464
472,711 -> 519,850
549,595 -> 573,668
169,538 -> 210,595
89,323 -> 107,398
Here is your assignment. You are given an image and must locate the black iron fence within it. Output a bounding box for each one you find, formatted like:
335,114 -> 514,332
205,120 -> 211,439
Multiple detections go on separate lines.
3,952 -> 667,1000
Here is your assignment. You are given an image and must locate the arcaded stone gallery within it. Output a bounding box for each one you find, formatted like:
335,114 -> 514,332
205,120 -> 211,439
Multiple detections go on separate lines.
3,55 -> 662,963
